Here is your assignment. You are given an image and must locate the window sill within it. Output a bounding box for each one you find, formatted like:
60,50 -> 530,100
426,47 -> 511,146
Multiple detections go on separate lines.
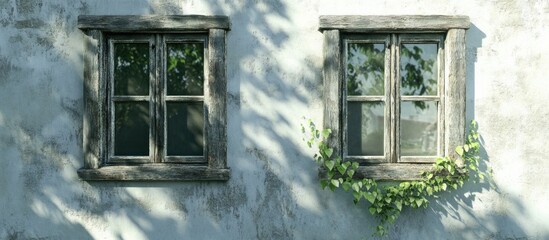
319,163 -> 435,181
77,164 -> 230,181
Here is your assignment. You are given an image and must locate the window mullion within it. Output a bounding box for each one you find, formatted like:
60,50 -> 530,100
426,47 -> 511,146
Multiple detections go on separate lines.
383,34 -> 391,163
390,33 -> 399,163
108,38 -> 115,162
153,34 -> 164,163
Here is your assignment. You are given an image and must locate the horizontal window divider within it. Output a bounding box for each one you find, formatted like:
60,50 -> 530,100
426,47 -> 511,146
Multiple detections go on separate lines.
344,34 -> 390,42
108,34 -> 154,42
77,164 -> 230,181
399,156 -> 438,163
346,156 -> 386,164
164,156 -> 206,163
400,96 -> 440,101
112,96 -> 150,101
164,34 -> 207,42
398,35 -> 444,43
165,96 -> 204,101
347,96 -> 385,101
346,155 -> 385,160
108,156 -> 152,164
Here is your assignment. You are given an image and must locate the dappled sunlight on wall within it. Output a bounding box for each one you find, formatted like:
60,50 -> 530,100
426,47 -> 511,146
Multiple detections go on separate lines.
1,0 -> 549,239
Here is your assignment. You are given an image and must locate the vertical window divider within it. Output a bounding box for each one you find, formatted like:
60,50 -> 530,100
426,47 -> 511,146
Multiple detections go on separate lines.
342,38 -> 348,161
391,33 -> 399,163
437,35 -> 446,158
154,34 -> 163,163
383,34 -> 391,163
107,38 -> 115,163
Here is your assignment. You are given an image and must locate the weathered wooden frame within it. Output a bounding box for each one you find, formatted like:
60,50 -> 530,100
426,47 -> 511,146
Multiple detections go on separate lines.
78,15 -> 230,181
321,15 -> 469,180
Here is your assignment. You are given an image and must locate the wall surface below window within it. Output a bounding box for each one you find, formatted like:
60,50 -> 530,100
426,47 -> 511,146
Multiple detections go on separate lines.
0,0 -> 548,239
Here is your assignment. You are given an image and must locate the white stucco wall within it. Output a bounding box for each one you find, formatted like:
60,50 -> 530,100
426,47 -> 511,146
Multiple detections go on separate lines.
1,0 -> 548,239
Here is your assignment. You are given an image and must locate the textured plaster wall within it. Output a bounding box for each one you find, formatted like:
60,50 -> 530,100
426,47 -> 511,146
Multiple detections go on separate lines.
0,0 -> 548,239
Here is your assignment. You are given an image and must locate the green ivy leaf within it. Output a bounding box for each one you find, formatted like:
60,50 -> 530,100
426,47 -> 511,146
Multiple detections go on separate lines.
455,146 -> 464,156
320,179 -> 329,189
364,192 -> 376,204
369,206 -> 376,215
342,181 -> 351,191
415,198 -> 423,207
352,182 -> 360,192
395,201 -> 402,211
331,179 -> 340,188
323,148 -> 333,158
337,165 -> 346,175
347,169 -> 355,178
353,191 -> 361,202
321,129 -> 331,139
426,186 -> 433,195
325,160 -> 335,171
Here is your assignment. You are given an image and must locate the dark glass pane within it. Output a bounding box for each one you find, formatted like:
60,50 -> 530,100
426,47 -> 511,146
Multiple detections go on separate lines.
400,43 -> 438,96
346,43 -> 385,96
113,43 -> 150,95
167,102 -> 204,156
167,43 -> 205,95
347,101 -> 384,156
400,101 -> 438,156
114,102 -> 149,156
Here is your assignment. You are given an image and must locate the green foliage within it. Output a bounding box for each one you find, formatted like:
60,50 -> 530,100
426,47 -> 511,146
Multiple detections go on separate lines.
302,119 -> 493,237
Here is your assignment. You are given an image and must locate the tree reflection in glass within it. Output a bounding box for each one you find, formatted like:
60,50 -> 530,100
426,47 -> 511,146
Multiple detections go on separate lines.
167,43 -> 204,96
400,43 -> 438,97
346,43 -> 385,96
113,43 -> 149,96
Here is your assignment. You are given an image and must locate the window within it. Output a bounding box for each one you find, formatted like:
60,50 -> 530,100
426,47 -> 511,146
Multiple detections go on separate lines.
320,15 -> 469,180
78,15 -> 230,181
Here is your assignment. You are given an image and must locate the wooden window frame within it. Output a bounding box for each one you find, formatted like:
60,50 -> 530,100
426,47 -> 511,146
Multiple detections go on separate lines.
320,15 -> 469,180
78,15 -> 230,181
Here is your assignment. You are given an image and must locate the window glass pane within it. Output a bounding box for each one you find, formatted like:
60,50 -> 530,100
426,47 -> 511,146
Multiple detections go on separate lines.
400,101 -> 437,156
167,42 -> 205,96
113,43 -> 150,96
347,101 -> 384,156
167,102 -> 204,156
346,43 -> 385,96
400,43 -> 438,96
114,102 -> 150,156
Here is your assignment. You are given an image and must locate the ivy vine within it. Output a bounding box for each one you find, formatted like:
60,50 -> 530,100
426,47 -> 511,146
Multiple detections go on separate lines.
302,119 -> 493,236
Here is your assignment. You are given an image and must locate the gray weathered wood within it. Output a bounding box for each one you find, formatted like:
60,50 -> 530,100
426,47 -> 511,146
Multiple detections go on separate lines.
154,34 -> 163,163
319,17 -> 469,180
444,29 -> 467,164
319,15 -> 470,32
206,29 -> 228,169
83,29 -> 103,169
391,34 -> 399,163
319,164 -> 434,181
79,18 -> 231,181
322,30 -> 342,157
78,15 -> 230,31
396,34 -> 445,163
78,164 -> 230,181
106,35 -> 155,164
